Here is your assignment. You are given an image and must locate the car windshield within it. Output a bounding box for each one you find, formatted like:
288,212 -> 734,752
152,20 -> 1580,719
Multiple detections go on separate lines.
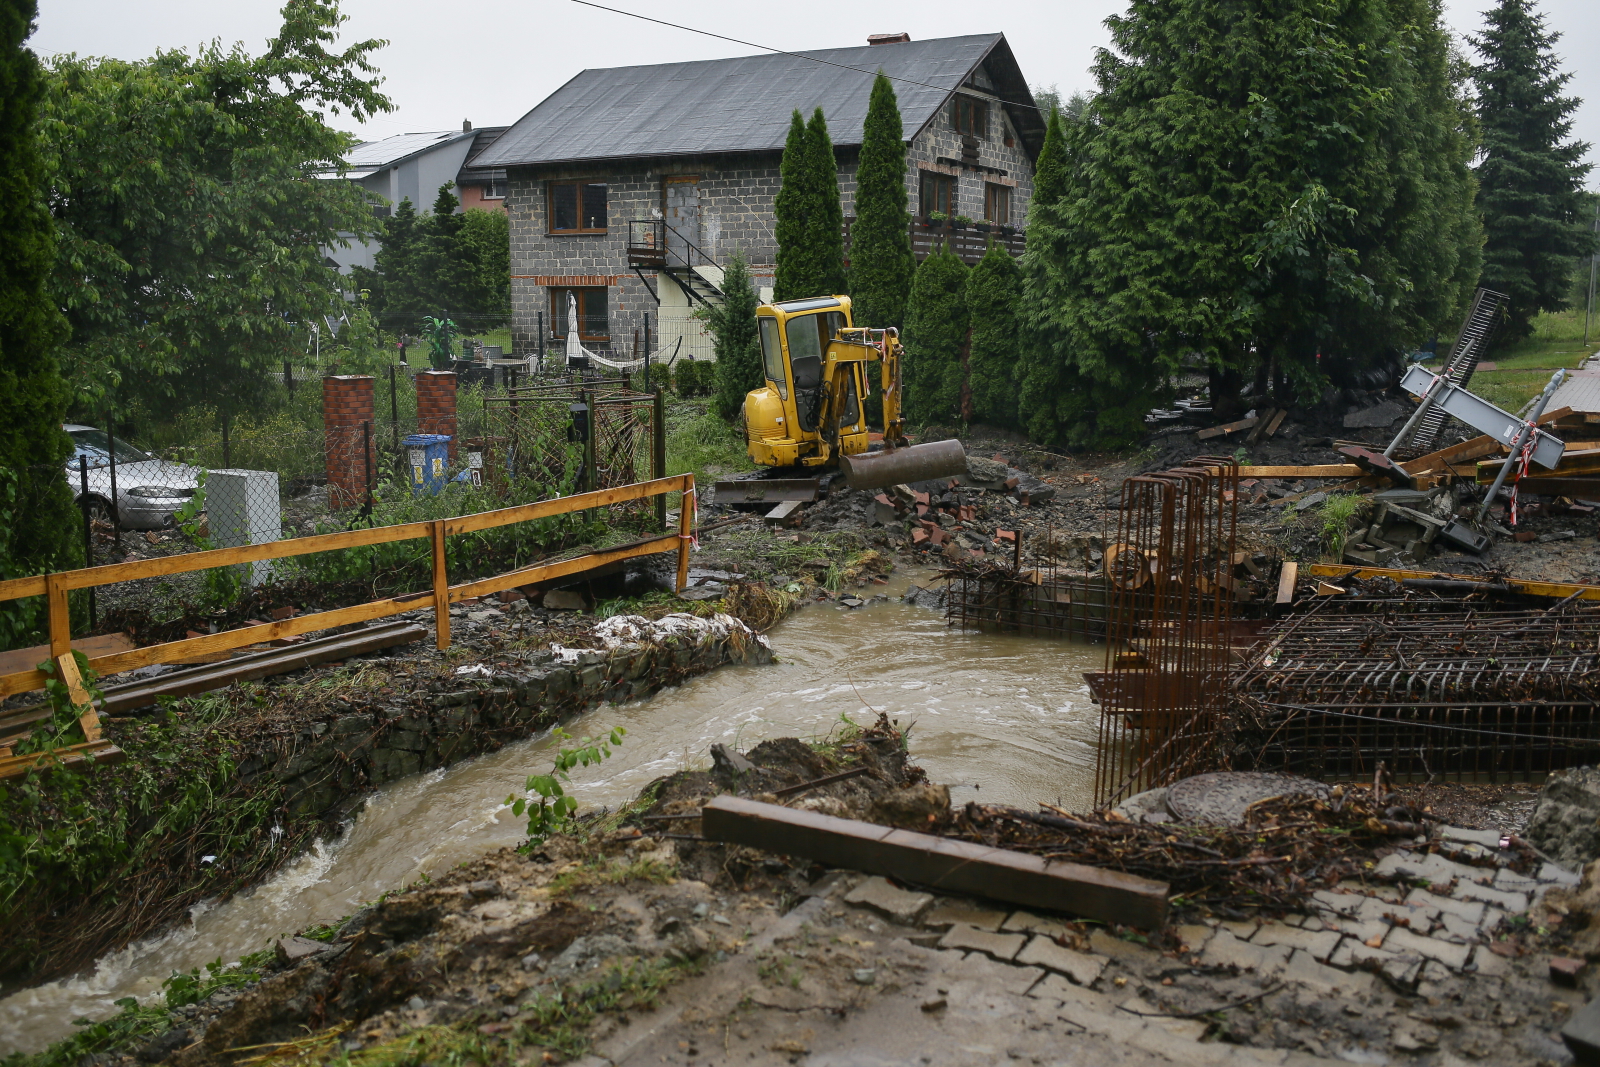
68,429 -> 152,464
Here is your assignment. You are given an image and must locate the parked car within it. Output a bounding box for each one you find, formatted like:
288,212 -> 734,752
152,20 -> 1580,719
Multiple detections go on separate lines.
64,424 -> 202,530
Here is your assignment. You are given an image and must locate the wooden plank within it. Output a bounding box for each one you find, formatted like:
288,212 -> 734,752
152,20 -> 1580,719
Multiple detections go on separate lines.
431,519 -> 450,651
1275,561 -> 1298,604
1245,409 -> 1275,446
678,483 -> 694,594
1264,409 -> 1289,437
444,475 -> 690,536
1485,476 -> 1600,497
1236,465 -> 1362,478
0,574 -> 47,601
50,520 -> 434,594
1196,417 -> 1258,440
1476,448 -> 1600,483
47,574 -> 67,660
446,535 -> 681,601
0,740 -> 124,781
700,795 -> 1169,929
55,653 -> 101,742
763,499 -> 804,527
0,632 -> 133,683
1307,562 -> 1600,602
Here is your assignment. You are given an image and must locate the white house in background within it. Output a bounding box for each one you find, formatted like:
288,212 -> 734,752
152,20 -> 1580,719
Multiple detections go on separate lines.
320,122 -> 508,274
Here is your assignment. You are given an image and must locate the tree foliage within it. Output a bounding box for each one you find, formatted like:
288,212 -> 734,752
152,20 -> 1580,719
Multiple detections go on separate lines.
966,241 -> 1023,429
0,0 -> 77,610
1017,0 -> 1482,448
41,0 -> 391,427
848,73 -> 915,330
1472,0 -> 1597,337
355,184 -> 510,333
902,244 -> 969,426
707,253 -> 763,419
773,108 -> 846,302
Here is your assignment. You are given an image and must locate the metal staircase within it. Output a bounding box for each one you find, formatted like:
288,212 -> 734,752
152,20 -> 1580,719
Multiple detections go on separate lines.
662,264 -> 723,309
626,218 -> 725,309
1408,287 -> 1508,453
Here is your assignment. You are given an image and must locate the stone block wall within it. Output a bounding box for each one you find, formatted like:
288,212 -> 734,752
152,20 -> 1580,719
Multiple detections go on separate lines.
906,99 -> 1035,225
322,375 -> 374,510
415,371 -> 459,462
241,621 -> 774,817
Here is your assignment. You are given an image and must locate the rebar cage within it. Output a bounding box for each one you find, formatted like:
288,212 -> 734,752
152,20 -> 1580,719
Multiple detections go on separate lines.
1232,598 -> 1600,782
1093,458 -> 1239,805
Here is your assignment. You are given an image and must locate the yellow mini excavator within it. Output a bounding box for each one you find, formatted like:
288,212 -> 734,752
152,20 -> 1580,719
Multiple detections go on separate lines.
715,295 -> 967,509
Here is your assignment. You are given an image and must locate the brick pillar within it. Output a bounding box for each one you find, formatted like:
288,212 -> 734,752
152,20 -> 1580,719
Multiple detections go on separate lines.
323,375 -> 375,509
416,370 -> 458,462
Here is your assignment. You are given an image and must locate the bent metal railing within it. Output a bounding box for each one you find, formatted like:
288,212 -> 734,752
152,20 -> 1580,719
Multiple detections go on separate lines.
0,473 -> 696,707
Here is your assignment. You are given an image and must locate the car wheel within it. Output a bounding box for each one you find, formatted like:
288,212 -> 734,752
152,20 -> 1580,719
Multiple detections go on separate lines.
82,496 -> 117,530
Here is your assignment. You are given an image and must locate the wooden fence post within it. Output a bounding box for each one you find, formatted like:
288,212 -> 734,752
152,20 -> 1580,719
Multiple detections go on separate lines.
431,519 -> 451,650
46,573 -> 69,660
677,475 -> 694,593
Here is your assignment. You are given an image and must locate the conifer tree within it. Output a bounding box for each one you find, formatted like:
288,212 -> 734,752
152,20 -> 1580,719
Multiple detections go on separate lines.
849,73 -> 914,330
966,241 -> 1023,428
806,108 -> 847,299
708,253 -> 764,419
1031,108 -> 1068,209
772,111 -> 811,303
1472,0 -> 1596,336
902,244 -> 969,425
0,0 -> 77,605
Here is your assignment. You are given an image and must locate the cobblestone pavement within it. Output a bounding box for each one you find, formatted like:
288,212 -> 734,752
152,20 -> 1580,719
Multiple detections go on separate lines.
578,837 -> 1589,1067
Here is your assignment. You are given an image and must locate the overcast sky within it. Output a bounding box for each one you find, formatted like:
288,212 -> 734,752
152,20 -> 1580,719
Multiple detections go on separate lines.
30,0 -> 1600,187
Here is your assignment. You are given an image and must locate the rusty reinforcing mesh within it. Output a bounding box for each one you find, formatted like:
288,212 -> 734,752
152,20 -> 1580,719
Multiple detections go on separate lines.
1092,457 -> 1239,806
1231,599 -> 1600,782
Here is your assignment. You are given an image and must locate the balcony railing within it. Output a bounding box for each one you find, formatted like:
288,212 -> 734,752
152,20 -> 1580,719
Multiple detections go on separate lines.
843,217 -> 1025,267
627,218 -> 717,270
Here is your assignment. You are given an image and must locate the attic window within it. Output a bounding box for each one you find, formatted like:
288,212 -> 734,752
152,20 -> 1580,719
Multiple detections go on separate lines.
549,180 -> 607,233
951,95 -> 987,139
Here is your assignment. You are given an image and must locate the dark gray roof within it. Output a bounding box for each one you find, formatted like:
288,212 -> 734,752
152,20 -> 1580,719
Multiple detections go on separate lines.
472,34 -> 1040,168
457,126 -> 510,183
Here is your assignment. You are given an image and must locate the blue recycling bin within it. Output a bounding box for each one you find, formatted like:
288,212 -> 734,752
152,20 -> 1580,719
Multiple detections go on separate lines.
404,433 -> 453,496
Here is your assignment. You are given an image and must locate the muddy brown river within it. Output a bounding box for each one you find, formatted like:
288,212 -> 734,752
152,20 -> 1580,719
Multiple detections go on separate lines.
0,572 -> 1104,1054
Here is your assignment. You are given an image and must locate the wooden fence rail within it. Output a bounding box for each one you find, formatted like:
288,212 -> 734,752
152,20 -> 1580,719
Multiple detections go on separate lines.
0,474 -> 696,699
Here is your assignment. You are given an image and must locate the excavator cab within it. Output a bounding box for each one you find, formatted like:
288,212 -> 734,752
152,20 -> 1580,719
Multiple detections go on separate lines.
744,296 -> 871,468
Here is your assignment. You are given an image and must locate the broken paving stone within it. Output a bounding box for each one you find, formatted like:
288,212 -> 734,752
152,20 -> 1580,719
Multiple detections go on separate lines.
274,936 -> 327,966
844,876 -> 933,925
1249,923 -> 1341,962
852,968 -> 876,985
1382,927 -> 1472,970
1198,928 -> 1291,975
937,922 -> 1026,961
1016,935 -> 1107,986
922,900 -> 1007,932
999,910 -> 1072,938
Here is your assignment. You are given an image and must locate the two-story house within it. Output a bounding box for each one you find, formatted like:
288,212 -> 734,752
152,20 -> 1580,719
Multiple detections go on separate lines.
469,33 -> 1043,362
321,122 -> 509,275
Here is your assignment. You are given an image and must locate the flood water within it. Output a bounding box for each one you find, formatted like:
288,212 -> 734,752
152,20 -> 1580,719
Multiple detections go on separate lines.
0,571 -> 1105,1054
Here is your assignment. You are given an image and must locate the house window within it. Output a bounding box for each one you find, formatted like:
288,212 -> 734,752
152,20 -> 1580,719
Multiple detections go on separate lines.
549,287 -> 609,341
548,181 -> 607,233
984,183 -> 1011,225
483,176 -> 507,199
951,95 -> 988,138
919,171 -> 956,218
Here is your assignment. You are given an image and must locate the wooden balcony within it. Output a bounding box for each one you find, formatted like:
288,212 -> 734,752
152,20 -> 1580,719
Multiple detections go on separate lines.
843,217 -> 1026,267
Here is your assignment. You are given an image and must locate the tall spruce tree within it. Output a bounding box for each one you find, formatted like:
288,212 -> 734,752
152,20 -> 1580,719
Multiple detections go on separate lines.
1472,0 -> 1596,337
966,241 -> 1023,429
848,73 -> 914,329
902,244 -> 969,426
0,0 -> 77,614
772,111 -> 811,303
1017,0 -> 1480,448
708,253 -> 764,419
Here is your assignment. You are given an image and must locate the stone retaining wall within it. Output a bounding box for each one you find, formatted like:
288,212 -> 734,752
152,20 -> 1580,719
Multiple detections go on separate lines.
241,615 -> 772,817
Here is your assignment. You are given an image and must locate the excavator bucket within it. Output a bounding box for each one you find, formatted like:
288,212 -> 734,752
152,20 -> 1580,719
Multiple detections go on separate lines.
840,439 -> 968,492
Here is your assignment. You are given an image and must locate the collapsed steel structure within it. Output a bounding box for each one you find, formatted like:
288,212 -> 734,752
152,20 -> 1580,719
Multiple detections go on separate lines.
1232,596 -> 1600,782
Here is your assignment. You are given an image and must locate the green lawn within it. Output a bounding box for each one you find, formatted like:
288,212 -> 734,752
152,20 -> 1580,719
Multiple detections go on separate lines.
1456,305 -> 1598,413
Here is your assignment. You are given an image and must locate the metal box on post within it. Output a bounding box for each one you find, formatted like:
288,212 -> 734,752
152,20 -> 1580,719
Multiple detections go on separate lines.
208,469 -> 281,587
404,433 -> 453,496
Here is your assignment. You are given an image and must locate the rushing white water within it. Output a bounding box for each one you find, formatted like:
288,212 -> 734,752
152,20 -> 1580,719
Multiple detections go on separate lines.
0,573 -> 1104,1055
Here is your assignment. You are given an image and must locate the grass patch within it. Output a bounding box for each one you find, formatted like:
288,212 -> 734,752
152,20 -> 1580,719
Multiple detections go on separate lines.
546,855 -> 678,898
664,399 -> 753,485
1462,306 -> 1599,413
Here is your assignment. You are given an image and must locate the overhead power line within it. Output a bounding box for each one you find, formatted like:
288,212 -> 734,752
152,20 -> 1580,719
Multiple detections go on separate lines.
566,0 -> 1048,115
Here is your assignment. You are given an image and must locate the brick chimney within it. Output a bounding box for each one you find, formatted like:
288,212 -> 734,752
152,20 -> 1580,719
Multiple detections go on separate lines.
868,33 -> 910,45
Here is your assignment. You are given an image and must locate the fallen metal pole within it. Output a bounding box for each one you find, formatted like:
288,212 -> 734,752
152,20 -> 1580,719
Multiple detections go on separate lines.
1476,369 -> 1567,525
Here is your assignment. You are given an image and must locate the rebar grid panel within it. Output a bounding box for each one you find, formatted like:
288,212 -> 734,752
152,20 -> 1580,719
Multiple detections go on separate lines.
1232,602 -> 1600,781
944,524 -> 1114,639
1093,458 -> 1239,806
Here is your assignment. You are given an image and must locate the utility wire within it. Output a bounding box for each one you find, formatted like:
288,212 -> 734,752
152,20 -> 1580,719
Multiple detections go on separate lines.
566,0 -> 1049,115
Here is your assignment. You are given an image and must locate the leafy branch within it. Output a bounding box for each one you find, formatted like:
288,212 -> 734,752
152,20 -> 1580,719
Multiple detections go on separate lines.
508,726 -> 626,846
